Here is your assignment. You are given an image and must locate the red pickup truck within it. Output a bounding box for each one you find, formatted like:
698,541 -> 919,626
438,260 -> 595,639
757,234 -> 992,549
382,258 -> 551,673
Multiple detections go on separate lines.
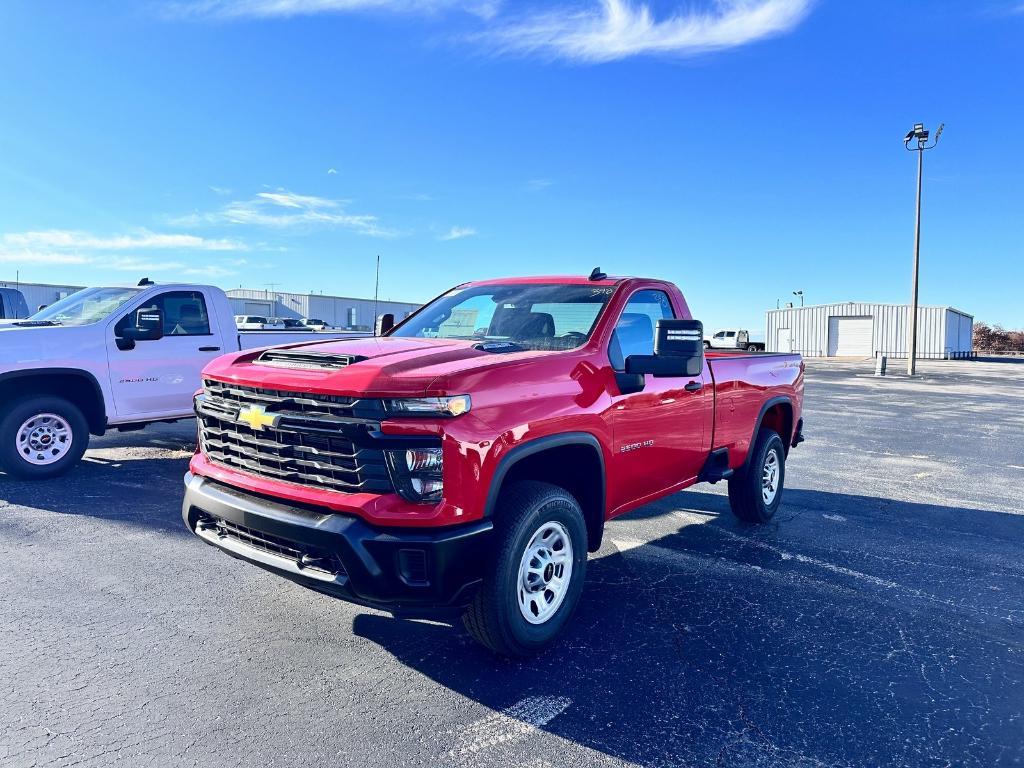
182,272 -> 804,656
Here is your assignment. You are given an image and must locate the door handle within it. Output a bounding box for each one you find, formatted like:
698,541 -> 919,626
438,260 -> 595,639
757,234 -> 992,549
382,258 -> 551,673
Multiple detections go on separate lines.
199,346 -> 221,352
684,381 -> 703,392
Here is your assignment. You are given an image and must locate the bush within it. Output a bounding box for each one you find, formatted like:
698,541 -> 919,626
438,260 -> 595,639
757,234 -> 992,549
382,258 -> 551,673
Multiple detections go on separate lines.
974,322 -> 1024,352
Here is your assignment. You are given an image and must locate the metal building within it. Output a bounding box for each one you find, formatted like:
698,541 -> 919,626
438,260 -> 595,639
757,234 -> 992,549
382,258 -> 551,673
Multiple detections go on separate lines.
0,280 -> 84,316
227,289 -> 420,330
765,302 -> 973,359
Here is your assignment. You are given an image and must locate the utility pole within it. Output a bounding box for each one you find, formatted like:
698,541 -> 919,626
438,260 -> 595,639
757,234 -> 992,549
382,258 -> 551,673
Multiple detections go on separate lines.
373,254 -> 380,335
903,122 -> 944,375
792,290 -> 804,307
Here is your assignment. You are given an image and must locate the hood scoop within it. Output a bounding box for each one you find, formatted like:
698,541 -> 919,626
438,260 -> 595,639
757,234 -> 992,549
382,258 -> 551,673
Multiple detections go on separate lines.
257,349 -> 368,370
473,341 -> 525,354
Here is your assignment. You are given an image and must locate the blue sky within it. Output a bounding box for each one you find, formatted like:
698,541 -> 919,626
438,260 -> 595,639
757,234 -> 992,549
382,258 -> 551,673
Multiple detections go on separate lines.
1,0 -> 1022,330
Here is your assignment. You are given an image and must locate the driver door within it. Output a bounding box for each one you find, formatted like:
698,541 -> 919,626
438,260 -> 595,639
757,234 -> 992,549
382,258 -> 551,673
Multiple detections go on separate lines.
105,290 -> 225,420
606,289 -> 712,511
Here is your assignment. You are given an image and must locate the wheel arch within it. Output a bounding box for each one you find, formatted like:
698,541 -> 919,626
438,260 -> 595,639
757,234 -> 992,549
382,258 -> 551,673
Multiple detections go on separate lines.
484,433 -> 607,553
744,396 -> 793,467
0,369 -> 107,435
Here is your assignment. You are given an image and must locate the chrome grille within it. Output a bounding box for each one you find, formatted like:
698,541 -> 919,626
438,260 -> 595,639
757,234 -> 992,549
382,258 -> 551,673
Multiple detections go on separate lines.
196,380 -> 393,494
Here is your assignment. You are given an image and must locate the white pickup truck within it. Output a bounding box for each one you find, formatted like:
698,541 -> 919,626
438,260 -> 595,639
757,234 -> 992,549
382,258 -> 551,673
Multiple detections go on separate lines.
0,281 -> 366,479
703,328 -> 765,352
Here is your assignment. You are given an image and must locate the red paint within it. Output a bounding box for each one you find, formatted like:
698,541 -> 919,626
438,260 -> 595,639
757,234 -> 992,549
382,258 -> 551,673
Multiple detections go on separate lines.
191,276 -> 803,528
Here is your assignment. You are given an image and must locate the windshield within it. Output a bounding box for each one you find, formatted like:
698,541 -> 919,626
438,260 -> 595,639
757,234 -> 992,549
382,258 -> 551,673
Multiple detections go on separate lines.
29,287 -> 141,327
391,283 -> 615,351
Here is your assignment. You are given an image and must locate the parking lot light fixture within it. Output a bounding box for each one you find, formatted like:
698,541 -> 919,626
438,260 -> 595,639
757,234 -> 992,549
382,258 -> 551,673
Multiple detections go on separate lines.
793,290 -> 804,307
904,121 -> 944,376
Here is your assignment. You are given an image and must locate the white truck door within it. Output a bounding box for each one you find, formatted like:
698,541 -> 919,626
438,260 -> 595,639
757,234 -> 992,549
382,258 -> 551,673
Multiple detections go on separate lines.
710,330 -> 727,349
105,289 -> 225,420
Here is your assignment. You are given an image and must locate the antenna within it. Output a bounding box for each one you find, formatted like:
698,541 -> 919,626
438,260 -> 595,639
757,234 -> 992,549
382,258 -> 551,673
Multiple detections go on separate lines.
588,267 -> 607,281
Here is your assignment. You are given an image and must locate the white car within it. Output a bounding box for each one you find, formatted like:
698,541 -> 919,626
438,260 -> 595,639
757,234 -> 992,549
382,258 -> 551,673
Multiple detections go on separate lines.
300,318 -> 332,331
0,283 -> 366,479
234,314 -> 282,330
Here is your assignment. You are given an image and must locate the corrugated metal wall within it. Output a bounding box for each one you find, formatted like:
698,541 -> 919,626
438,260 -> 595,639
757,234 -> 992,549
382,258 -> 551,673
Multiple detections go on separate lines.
765,303 -> 973,358
227,289 -> 420,329
0,281 -> 84,316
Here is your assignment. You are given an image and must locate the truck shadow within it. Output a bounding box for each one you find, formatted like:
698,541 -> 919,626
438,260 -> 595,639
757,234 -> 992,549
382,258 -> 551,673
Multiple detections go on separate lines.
351,488 -> 1024,767
0,454 -> 193,536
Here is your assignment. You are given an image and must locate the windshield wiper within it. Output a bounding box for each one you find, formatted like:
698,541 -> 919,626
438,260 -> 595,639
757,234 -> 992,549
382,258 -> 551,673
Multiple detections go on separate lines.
12,319 -> 62,327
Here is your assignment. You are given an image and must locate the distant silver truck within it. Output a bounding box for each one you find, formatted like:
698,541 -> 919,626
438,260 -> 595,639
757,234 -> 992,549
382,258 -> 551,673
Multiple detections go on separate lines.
703,328 -> 765,352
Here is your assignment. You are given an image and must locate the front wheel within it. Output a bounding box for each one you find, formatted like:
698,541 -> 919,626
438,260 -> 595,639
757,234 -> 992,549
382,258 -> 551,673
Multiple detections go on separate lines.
727,429 -> 785,523
0,396 -> 90,480
462,481 -> 588,657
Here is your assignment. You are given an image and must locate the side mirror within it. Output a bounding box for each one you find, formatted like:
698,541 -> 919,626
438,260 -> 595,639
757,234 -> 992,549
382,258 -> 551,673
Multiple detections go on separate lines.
624,319 -> 704,378
376,313 -> 395,336
116,307 -> 164,350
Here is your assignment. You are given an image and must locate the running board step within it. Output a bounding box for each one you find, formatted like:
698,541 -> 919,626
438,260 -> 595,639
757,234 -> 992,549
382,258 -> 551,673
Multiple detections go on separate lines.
699,448 -> 734,484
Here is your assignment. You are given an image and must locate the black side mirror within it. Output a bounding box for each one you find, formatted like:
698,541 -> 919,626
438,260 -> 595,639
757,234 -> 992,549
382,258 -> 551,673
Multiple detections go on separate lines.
624,319 -> 704,378
376,313 -> 395,336
116,307 -> 164,350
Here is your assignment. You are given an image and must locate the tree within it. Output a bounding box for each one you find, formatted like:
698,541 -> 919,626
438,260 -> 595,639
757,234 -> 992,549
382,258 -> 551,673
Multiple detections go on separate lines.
974,322 -> 1024,352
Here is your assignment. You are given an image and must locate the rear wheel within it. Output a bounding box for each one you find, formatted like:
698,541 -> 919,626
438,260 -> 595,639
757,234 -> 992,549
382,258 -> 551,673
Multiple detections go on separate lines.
0,396 -> 89,480
747,344 -> 759,352
727,429 -> 785,523
462,481 -> 587,657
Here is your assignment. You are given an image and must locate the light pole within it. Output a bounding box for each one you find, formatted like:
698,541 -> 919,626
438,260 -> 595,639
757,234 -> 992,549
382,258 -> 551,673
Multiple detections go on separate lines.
792,290 -> 804,307
903,121 -> 944,375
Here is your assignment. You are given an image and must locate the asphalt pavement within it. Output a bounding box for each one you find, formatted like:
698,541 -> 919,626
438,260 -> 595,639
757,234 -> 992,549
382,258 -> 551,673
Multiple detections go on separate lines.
1,358 -> 1022,767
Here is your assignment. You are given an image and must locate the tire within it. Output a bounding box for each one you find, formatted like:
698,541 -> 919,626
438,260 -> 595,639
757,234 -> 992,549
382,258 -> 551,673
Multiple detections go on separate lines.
703,341 -> 711,350
462,481 -> 588,657
727,428 -> 785,523
0,396 -> 90,480
747,344 -> 759,352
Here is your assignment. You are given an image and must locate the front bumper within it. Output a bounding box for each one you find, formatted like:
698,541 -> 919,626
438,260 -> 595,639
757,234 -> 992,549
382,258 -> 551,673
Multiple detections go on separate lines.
181,472 -> 492,615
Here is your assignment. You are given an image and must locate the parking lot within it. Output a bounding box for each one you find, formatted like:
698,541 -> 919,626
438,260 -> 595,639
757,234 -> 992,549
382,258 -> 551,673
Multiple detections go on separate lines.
2,358 -> 1022,767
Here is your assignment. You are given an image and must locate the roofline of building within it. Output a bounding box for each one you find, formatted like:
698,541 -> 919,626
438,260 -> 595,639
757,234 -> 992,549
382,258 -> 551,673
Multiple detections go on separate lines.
766,302 -> 973,319
226,289 -> 420,306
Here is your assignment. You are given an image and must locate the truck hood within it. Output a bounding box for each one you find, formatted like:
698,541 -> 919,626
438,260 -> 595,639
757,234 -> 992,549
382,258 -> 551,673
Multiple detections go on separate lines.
0,323 -> 87,366
205,335 -> 560,397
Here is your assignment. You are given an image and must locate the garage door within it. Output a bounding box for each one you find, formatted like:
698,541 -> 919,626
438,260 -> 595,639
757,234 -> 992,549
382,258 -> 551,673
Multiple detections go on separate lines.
244,301 -> 273,316
827,316 -> 873,357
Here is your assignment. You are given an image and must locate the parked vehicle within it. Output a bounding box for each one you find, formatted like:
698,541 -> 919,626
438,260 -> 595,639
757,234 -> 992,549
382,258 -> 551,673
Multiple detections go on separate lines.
270,317 -> 311,330
0,282 -> 364,479
0,287 -> 29,320
182,272 -> 804,656
184,274 -> 802,659
300,318 -> 331,330
235,315 -> 285,330
704,328 -> 765,352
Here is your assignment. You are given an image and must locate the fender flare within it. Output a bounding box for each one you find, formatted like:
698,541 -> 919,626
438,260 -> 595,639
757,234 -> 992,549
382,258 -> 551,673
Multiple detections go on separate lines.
0,367 -> 107,434
741,396 -> 793,471
483,432 -> 607,549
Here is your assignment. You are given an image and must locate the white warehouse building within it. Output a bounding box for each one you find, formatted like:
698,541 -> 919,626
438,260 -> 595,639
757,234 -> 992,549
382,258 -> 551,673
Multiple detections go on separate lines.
765,302 -> 974,359
227,289 -> 420,330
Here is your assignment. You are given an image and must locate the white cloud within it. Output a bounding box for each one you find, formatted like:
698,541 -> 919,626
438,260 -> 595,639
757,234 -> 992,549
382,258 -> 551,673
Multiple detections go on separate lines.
439,225 -> 477,241
481,0 -> 813,63
178,189 -> 396,237
209,185 -> 233,195
2,229 -> 246,252
167,0 -> 500,20
0,250 -> 91,266
525,178 -> 554,191
327,168 -> 338,175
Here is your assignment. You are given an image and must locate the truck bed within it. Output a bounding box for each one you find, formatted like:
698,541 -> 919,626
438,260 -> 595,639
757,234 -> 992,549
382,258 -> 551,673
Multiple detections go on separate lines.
705,351 -> 803,469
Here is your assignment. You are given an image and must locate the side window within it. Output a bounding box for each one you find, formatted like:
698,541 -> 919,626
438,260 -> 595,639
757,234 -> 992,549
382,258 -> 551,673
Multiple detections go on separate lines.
726,331 -> 736,338
609,289 -> 675,370
115,291 -> 211,337
714,331 -> 725,339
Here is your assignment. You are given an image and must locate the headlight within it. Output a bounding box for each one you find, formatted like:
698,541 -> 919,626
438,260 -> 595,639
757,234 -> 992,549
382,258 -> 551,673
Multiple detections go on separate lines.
383,395 -> 471,417
386,446 -> 444,503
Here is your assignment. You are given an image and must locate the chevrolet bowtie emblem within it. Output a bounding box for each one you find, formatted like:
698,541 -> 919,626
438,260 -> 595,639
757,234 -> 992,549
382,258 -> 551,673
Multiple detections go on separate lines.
237,404 -> 280,432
